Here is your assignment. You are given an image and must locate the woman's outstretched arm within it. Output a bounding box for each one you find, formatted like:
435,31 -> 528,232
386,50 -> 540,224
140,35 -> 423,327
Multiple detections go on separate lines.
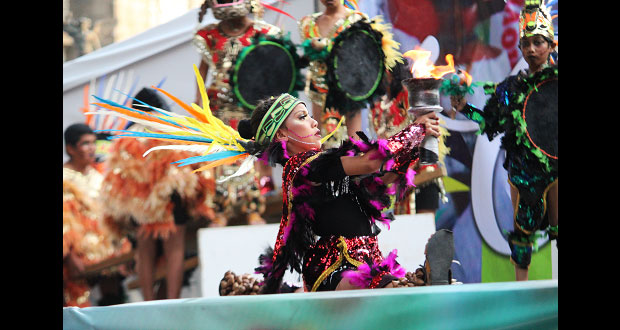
340,112 -> 441,177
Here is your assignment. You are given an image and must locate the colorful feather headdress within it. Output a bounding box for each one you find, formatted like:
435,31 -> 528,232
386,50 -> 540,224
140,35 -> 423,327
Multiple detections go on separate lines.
519,0 -> 557,41
90,64 -> 340,182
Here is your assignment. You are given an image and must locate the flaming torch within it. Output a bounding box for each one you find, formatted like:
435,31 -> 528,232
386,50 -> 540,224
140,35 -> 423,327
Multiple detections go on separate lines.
402,47 -> 456,165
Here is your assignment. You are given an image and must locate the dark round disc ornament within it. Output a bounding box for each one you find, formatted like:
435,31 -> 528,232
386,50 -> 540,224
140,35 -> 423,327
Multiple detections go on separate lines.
523,77 -> 558,159
232,41 -> 297,110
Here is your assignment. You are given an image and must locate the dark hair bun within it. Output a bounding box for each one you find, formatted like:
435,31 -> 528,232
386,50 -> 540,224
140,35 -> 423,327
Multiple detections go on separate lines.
238,119 -> 254,139
132,87 -> 169,112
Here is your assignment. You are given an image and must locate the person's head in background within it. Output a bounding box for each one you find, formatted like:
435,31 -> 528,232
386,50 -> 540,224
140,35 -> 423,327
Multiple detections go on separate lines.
131,87 -> 169,112
320,0 -> 345,10
124,87 -> 171,130
64,123 -> 96,169
198,0 -> 253,22
518,1 -> 557,73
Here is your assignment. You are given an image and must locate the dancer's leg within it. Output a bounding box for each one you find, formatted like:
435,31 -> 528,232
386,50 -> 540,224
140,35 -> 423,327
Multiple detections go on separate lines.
547,180 -> 558,227
163,225 -> 186,299
136,233 -> 157,300
510,184 -> 529,281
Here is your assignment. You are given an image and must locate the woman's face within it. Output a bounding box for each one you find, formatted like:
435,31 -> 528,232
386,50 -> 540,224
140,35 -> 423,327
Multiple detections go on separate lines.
320,0 -> 341,9
67,133 -> 97,165
519,35 -> 554,70
278,103 -> 322,152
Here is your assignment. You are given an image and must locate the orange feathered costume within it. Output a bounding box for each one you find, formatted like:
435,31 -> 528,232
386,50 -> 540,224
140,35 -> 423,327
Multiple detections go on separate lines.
63,167 -> 132,307
100,124 -> 216,239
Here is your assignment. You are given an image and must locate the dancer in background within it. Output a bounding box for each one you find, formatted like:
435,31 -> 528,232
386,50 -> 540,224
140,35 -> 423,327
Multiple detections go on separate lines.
192,0 -> 302,224
63,123 -> 131,307
298,0 -> 402,146
450,0 -> 557,281
98,88 -> 216,300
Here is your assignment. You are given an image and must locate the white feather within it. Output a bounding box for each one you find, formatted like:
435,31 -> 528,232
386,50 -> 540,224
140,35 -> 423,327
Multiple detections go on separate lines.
217,155 -> 256,183
142,144 -> 226,157
101,73 -> 118,130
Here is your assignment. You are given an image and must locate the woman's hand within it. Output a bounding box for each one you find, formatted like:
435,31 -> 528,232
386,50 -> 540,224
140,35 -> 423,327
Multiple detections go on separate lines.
413,112 -> 441,137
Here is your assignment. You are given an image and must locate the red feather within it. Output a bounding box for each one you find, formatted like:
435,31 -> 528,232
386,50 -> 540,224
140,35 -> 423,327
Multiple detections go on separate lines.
260,2 -> 296,21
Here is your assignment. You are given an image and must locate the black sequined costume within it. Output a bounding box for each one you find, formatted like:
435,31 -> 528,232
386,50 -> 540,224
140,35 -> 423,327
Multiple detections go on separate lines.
255,123 -> 427,293
460,65 -> 558,268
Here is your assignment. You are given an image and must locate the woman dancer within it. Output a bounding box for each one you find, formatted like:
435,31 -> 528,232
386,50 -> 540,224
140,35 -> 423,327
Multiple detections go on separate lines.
93,66 -> 455,293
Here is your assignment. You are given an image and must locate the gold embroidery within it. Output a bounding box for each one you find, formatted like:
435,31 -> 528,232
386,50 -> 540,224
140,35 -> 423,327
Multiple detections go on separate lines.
311,237 -> 363,292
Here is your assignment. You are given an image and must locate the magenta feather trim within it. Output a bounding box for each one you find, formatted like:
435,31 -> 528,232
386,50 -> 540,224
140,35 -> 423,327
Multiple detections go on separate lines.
349,136 -> 371,152
384,159 -> 395,171
341,249 -> 406,288
342,263 -> 373,288
258,150 -> 270,165
280,140 -> 290,159
380,249 -> 406,278
386,184 -> 396,195
255,257 -> 273,276
369,200 -> 385,212
292,183 -> 313,196
376,139 -> 390,158
299,164 -> 309,177
375,216 -> 391,230
405,168 -> 417,187
297,202 -> 316,220
283,202 -> 315,244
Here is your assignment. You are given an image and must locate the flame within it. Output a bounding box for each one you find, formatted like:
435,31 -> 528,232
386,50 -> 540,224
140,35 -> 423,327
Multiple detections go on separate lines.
403,47 -> 456,79
459,69 -> 472,87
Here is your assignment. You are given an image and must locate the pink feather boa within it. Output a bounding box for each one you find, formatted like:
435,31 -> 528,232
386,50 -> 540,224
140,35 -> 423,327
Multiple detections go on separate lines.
341,249 -> 406,288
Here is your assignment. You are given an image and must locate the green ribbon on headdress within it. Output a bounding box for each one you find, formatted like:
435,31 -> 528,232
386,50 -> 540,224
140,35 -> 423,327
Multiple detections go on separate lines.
256,93 -> 304,145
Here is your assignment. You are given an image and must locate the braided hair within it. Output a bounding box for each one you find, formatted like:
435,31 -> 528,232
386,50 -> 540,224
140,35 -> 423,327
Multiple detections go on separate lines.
198,0 -> 210,23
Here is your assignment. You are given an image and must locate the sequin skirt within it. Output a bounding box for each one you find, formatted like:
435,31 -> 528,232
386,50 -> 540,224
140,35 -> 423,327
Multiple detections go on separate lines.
302,235 -> 383,291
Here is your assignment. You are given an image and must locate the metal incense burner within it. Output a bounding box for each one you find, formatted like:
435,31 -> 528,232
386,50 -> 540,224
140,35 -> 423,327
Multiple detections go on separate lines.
402,77 -> 443,165
402,77 -> 443,113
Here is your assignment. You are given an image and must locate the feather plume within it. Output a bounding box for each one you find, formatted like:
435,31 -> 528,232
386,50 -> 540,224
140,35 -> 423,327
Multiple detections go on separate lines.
216,155 -> 257,182
142,144 -> 221,157
91,64 -> 254,175
370,16 -> 404,70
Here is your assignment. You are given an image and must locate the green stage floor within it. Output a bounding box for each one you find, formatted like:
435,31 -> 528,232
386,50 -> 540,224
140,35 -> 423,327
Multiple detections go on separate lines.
63,279 -> 557,330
